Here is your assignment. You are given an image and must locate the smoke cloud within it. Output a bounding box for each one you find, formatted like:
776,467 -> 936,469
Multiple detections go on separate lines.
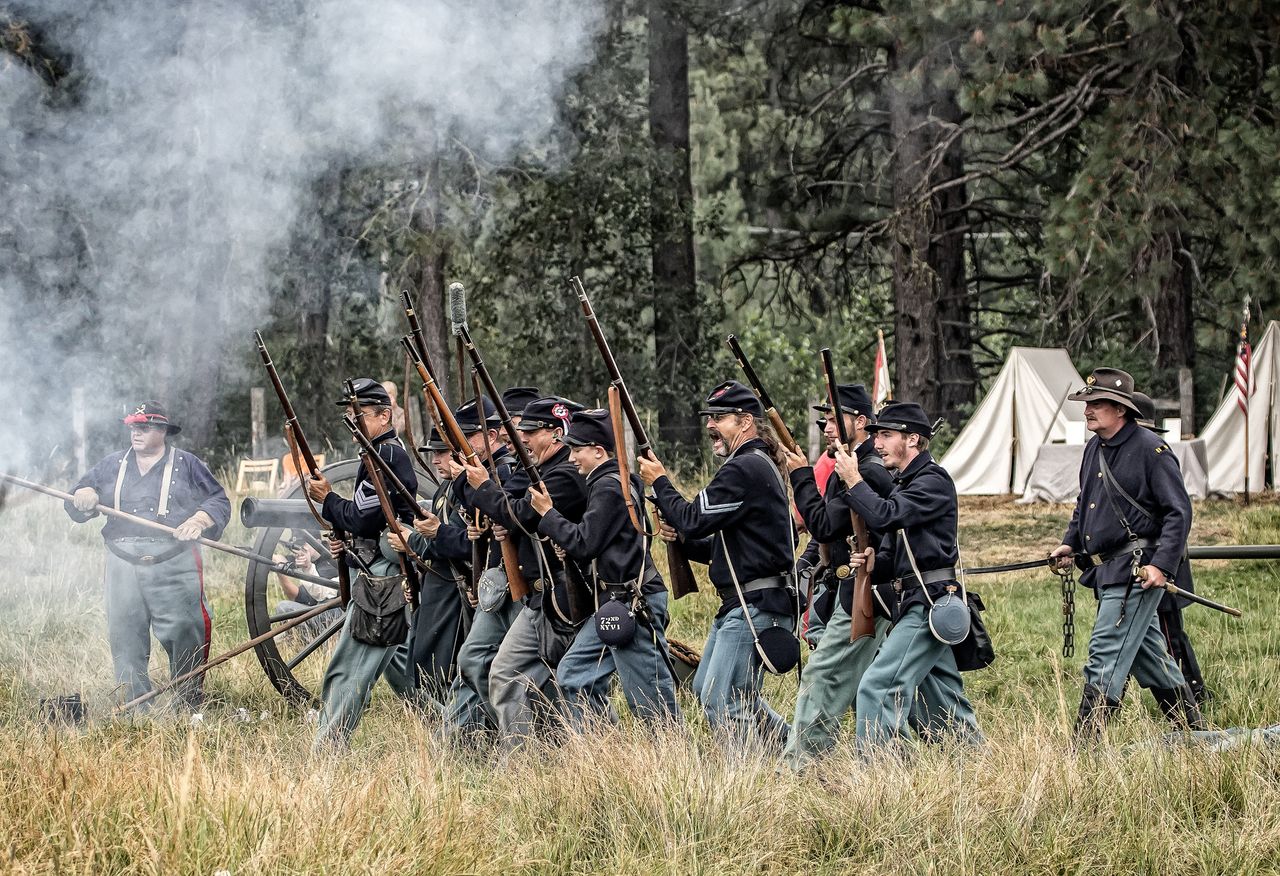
0,0 -> 600,471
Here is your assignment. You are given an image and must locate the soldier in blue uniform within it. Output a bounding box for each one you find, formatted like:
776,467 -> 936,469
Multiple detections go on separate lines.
387,426 -> 471,706
305,378 -> 419,749
66,400 -> 230,710
836,401 -> 983,753
431,397 -> 522,745
526,409 -> 680,729
638,380 -> 797,749
461,396 -> 589,751
1050,369 -> 1204,737
779,384 -> 896,769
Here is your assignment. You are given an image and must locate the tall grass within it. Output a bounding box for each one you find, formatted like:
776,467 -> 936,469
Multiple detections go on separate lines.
2,488 -> 1279,874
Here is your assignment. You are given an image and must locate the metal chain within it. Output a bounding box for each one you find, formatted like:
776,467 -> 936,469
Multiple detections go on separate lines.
1056,565 -> 1077,658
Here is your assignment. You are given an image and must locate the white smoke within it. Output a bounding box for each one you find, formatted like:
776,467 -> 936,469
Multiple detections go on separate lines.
0,0 -> 600,471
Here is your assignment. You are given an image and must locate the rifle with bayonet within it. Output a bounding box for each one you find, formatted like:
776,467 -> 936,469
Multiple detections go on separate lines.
571,276 -> 700,600
820,348 -> 877,643
255,330 -> 360,607
451,282 -> 592,619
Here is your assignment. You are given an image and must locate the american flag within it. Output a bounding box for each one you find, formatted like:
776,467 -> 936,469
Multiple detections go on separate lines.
1235,300 -> 1253,415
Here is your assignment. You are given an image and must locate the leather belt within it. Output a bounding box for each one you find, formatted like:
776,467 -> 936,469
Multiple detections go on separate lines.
1086,538 -> 1157,567
718,575 -> 786,598
105,539 -> 187,566
892,567 -> 957,589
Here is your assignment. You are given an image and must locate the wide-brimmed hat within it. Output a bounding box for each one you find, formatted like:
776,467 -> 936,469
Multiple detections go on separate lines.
123,400 -> 180,435
698,380 -> 764,419
1131,391 -> 1166,433
1067,367 -> 1141,415
865,401 -> 933,439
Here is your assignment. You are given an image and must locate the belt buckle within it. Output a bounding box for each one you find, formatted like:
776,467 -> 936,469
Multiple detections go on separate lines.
1089,554 -> 1103,567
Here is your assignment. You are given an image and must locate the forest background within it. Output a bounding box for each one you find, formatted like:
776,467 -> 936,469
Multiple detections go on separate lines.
3,0 -> 1278,469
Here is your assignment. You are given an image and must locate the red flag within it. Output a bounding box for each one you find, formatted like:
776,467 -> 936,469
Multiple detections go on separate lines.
872,329 -> 891,409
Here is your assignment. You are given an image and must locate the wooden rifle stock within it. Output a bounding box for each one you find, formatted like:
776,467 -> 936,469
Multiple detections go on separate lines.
820,348 -> 876,643
571,276 -> 699,599
453,304 -> 593,613
725,334 -> 801,454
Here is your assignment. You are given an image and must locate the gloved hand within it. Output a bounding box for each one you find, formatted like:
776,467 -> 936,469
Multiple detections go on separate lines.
173,511 -> 213,541
72,488 -> 99,512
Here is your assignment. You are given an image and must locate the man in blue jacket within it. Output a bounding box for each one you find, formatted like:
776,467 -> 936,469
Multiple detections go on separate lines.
1050,369 -> 1203,738
639,380 -> 797,749
66,400 -> 230,710
835,401 -> 982,753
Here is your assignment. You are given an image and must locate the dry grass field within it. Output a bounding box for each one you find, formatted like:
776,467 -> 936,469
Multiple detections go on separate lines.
2,483 -> 1279,875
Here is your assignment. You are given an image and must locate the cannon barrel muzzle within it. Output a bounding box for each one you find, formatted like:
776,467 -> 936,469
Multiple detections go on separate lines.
240,497 -> 322,532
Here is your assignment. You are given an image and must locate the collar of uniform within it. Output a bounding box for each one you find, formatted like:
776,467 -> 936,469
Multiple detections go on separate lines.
542,444 -> 572,469
726,436 -> 768,460
854,437 -> 876,460
370,427 -> 397,446
1097,418 -> 1139,448
585,457 -> 620,485
893,449 -> 934,485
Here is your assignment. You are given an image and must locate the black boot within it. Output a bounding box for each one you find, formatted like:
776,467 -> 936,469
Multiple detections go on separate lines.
1151,684 -> 1208,732
1073,683 -> 1120,743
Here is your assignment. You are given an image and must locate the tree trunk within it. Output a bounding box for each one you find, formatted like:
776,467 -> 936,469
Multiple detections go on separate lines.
407,155 -> 451,410
1150,228 -> 1196,432
887,44 -> 975,427
648,0 -> 702,459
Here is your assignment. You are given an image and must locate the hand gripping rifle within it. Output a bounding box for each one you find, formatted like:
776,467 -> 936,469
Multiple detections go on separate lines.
402,336 -> 511,599
254,331 -> 358,607
571,276 -> 699,600
450,282 -> 592,618
725,334 -> 802,454
821,348 -> 877,643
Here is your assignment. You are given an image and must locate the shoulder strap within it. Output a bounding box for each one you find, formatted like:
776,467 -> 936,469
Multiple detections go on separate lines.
1096,449 -> 1154,533
156,447 -> 177,518
112,451 -> 130,511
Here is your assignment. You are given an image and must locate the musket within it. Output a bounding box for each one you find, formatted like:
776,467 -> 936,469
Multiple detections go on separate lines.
608,385 -> 644,535
469,368 -> 499,598
820,348 -> 877,643
450,282 -> 583,613
571,275 -> 699,599
254,331 -> 357,606
401,335 -> 496,594
400,351 -> 437,483
726,334 -> 802,454
0,472 -> 335,590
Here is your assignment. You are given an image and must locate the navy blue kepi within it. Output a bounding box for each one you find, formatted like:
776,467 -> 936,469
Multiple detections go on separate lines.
559,409 -> 615,452
813,383 -> 875,421
866,401 -> 933,438
698,380 -> 764,418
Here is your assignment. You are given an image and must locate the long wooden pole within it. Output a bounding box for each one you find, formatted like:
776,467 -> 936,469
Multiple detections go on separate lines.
0,473 -> 335,589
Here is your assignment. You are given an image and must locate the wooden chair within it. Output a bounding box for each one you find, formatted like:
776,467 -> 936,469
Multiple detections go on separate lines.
236,459 -> 279,493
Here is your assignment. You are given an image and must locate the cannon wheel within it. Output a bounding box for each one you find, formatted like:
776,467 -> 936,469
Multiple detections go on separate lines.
244,458 -> 436,705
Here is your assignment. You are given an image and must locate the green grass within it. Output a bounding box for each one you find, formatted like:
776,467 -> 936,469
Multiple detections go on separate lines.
2,486 -> 1280,874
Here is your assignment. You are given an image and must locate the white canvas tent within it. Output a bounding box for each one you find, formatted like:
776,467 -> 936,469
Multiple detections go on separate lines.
940,347 -> 1086,494
1200,320 -> 1280,495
